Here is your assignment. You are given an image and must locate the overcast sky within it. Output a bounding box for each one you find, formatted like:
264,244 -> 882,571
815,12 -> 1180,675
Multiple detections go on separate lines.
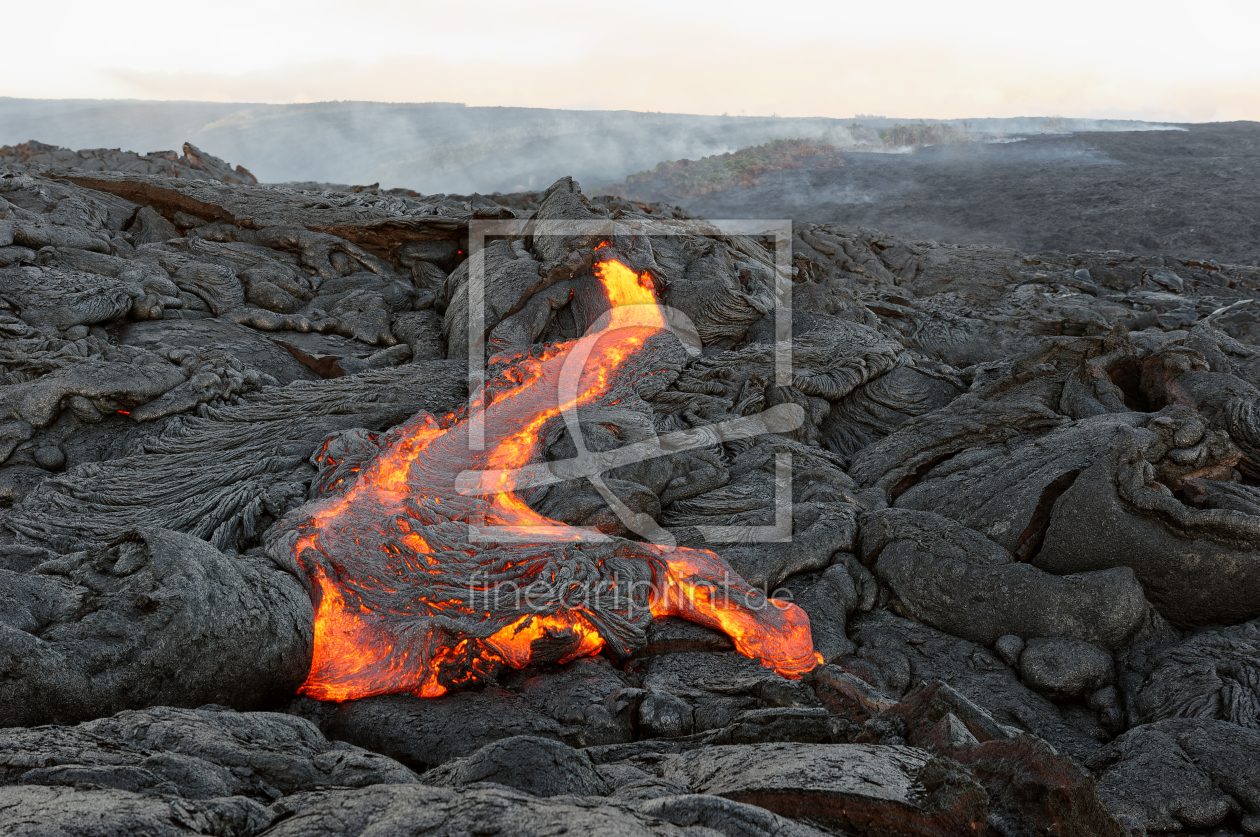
6,0 -> 1258,121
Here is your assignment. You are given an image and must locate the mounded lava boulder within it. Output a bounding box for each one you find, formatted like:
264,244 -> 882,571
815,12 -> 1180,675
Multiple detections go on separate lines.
0,705 -> 417,799
1018,637 -> 1114,699
419,735 -> 610,797
291,691 -> 565,772
263,783 -> 771,837
1088,719 -> 1260,834
1131,617 -> 1260,727
659,742 -> 990,836
843,611 -> 1101,760
0,785 -> 274,837
861,508 -> 1149,649
0,528 -> 312,727
1036,437 -> 1260,627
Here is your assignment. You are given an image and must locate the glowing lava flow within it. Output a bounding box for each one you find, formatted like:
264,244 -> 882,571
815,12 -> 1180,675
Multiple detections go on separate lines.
269,255 -> 821,701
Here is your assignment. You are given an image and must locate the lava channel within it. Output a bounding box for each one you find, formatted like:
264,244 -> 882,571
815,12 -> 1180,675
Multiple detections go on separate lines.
267,253 -> 822,701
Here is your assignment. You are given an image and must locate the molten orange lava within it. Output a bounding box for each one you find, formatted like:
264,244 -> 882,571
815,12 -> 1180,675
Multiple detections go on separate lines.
283,253 -> 821,702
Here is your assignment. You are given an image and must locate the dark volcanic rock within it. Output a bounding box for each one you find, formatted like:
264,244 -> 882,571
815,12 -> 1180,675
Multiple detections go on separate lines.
131,205 -> 181,245
844,611 -> 1101,760
0,785 -> 273,837
0,705 -> 417,799
782,557 -> 876,662
1036,451 -> 1260,628
954,737 -> 1131,837
4,361 -> 464,553
1088,719 -> 1260,834
5,151 -> 1260,836
0,266 -> 134,329
419,735 -> 610,797
635,794 -> 832,837
0,528 -> 312,727
0,140 -> 259,185
119,319 -> 320,386
1131,618 -> 1260,728
660,742 -> 990,836
45,167 -> 508,261
506,657 -> 638,747
638,691 -> 696,739
1019,637 -> 1114,700
702,707 -> 856,746
640,651 -> 813,735
291,690 -> 564,772
640,616 -> 735,656
264,784 -> 798,837
861,508 -> 1149,649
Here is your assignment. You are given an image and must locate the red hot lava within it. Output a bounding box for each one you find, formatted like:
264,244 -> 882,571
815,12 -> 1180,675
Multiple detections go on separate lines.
268,253 -> 822,701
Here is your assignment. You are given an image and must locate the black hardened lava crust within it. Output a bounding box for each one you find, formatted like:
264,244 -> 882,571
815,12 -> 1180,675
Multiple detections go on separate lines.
2,144 -> 1260,836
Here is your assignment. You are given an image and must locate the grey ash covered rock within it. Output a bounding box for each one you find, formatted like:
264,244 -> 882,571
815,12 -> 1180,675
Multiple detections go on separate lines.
0,705 -> 418,799
1088,719 -> 1260,834
420,735 -> 611,797
1131,618 -> 1260,728
862,508 -> 1149,649
0,705 -> 418,837
262,783 -> 828,837
0,786 -> 274,837
289,690 -> 566,773
841,610 -> 1105,760
660,742 -> 989,836
4,142 -> 1260,835
1019,637 -> 1114,700
0,528 -> 312,729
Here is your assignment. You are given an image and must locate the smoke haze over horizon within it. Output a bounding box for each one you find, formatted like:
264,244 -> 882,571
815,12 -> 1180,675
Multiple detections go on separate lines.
0,100 -> 1193,193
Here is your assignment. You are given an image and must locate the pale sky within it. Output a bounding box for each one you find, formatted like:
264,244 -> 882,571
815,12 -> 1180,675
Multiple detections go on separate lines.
6,0 -> 1259,121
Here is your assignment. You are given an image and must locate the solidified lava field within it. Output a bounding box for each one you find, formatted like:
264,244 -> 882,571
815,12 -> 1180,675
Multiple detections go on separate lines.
2,139 -> 1260,836
681,121 -> 1260,267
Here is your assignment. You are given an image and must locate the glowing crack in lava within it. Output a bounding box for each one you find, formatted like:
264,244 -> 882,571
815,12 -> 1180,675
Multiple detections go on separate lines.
267,253 -> 822,701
